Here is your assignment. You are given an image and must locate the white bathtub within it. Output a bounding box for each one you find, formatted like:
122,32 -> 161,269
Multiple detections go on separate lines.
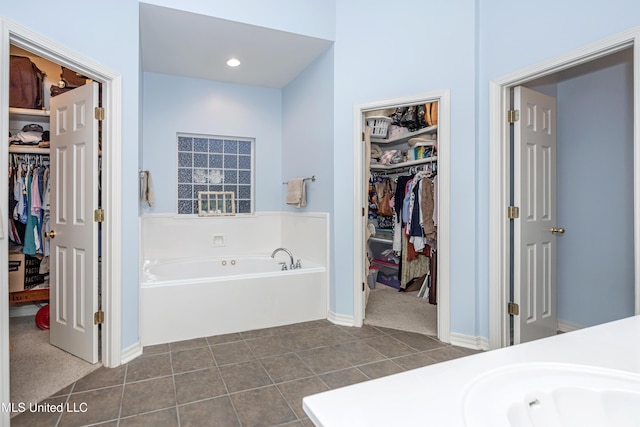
140,256 -> 328,346
463,363 -> 640,427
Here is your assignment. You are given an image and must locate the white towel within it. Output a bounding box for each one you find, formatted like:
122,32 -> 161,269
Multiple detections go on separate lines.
286,178 -> 306,208
140,170 -> 155,207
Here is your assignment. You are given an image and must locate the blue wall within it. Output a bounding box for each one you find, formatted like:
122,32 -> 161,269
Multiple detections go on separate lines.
555,50 -> 635,327
1,1 -> 141,349
281,46 -> 335,213
477,0 -> 640,338
332,0 -> 479,333
526,50 -> 635,328
141,72 -> 283,213
282,45 -> 335,306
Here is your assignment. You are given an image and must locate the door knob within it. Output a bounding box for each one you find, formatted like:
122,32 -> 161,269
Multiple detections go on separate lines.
44,230 -> 56,239
550,227 -> 565,234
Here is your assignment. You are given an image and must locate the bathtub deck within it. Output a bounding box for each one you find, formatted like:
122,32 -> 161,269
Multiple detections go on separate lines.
303,315 -> 640,427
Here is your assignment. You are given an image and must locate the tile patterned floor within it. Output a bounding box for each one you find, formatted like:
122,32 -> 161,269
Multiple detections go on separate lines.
11,320 -> 481,427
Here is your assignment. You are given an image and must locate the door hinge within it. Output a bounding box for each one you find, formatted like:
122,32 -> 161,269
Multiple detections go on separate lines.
507,205 -> 520,219
362,282 -> 365,292
507,109 -> 520,123
362,131 -> 365,141
362,207 -> 365,216
94,310 -> 104,325
94,107 -> 105,121
94,209 -> 105,222
508,302 -> 520,316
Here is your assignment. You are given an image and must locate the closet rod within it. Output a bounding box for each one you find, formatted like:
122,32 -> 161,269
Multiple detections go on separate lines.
11,154 -> 50,165
371,164 -> 431,177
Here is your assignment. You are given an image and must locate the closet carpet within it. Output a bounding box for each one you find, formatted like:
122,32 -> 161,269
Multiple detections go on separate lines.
364,284 -> 437,337
9,315 -> 101,410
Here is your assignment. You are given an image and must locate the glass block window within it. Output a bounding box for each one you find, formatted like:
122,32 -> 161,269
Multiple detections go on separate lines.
177,133 -> 254,215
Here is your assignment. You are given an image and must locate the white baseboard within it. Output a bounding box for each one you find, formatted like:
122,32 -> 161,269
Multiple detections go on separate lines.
120,341 -> 143,364
449,332 -> 489,351
558,320 -> 583,333
9,304 -> 42,318
327,310 -> 355,327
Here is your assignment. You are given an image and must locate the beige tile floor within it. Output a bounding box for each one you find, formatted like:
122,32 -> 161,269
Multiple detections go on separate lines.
11,320 -> 481,427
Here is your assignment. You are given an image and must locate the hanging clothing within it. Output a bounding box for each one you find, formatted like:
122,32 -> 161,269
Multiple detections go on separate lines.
432,174 -> 438,226
23,172 -> 37,255
369,176 -> 396,229
428,250 -> 437,305
420,176 -> 437,244
369,166 -> 438,291
8,154 -> 50,255
395,169 -> 437,289
392,220 -> 402,253
394,175 -> 412,224
8,166 -> 24,244
400,232 -> 430,289
15,171 -> 27,224
402,179 -> 413,225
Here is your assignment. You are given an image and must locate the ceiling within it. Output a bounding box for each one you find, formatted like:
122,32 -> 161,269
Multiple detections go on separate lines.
139,3 -> 333,89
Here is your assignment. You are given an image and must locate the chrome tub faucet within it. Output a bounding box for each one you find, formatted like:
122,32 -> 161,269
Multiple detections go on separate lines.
271,247 -> 299,270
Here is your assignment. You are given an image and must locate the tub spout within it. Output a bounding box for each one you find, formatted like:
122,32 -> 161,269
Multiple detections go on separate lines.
271,247 -> 295,269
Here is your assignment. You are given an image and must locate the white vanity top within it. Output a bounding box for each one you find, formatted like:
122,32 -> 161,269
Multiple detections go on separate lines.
303,315 -> 640,427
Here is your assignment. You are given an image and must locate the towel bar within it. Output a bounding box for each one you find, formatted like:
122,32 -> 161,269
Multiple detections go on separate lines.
282,175 -> 316,185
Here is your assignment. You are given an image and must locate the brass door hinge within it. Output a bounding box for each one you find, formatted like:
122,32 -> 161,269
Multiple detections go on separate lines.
94,209 -> 105,222
508,302 -> 519,316
362,282 -> 365,292
362,207 -> 365,217
362,131 -> 365,141
94,107 -> 105,121
507,206 -> 520,219
507,109 -> 520,123
94,310 -> 104,325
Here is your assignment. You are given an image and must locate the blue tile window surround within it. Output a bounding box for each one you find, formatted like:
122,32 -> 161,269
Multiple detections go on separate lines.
177,133 -> 254,215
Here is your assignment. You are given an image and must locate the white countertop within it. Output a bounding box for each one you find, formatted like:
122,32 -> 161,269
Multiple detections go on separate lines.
303,315 -> 640,427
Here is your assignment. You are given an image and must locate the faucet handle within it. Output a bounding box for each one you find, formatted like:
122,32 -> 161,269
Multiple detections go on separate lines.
295,259 -> 302,269
279,262 -> 288,271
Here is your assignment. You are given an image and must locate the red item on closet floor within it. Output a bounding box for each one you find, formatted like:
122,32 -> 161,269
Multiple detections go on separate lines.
35,304 -> 50,330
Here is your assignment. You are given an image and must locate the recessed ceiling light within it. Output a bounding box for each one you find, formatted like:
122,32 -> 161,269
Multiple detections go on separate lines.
226,58 -> 241,67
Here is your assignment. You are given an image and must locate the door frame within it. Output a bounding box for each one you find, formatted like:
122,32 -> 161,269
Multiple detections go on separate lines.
0,16 -> 123,417
353,90 -> 451,344
489,27 -> 640,349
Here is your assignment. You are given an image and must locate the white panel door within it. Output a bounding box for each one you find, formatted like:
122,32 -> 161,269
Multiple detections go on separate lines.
513,86 -> 560,344
49,82 -> 99,363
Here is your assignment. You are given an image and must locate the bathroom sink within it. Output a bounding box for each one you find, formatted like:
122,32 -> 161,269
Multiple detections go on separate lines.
462,363 -> 640,427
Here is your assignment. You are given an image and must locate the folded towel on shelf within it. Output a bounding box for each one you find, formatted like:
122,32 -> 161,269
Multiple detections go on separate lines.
408,135 -> 435,147
380,150 -> 402,165
286,178 -> 306,208
10,131 -> 42,145
370,144 -> 382,159
140,170 -> 155,207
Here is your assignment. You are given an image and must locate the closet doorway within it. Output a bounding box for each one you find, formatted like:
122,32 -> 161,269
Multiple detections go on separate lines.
353,91 -> 451,344
489,29 -> 640,349
1,17 -> 123,422
7,42 -> 102,405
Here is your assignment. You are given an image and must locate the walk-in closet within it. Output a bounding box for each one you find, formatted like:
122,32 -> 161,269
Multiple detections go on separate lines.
363,100 -> 439,336
7,45 -> 102,406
